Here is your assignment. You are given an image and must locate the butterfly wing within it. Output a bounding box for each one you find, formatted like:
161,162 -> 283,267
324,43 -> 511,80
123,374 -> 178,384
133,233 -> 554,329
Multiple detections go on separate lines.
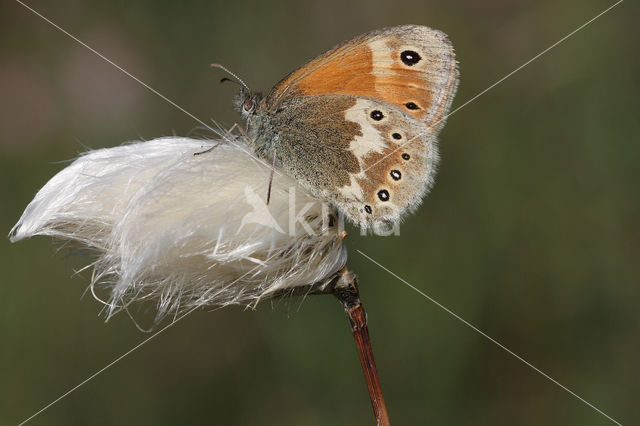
265,25 -> 459,132
257,25 -> 458,228
270,94 -> 439,228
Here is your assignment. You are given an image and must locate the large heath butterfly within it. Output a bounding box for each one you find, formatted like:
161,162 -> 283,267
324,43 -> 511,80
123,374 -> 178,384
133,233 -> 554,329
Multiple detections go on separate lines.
229,25 -> 459,228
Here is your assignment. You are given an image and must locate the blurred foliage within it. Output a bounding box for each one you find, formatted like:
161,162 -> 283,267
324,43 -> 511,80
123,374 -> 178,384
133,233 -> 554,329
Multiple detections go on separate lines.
1,0 -> 638,425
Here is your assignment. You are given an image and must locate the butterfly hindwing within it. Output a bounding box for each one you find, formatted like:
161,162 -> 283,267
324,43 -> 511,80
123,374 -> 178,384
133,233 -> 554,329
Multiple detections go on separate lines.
271,94 -> 437,227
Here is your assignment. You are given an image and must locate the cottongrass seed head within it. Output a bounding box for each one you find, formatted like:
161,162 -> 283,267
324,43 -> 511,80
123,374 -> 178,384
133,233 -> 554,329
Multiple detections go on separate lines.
10,137 -> 347,324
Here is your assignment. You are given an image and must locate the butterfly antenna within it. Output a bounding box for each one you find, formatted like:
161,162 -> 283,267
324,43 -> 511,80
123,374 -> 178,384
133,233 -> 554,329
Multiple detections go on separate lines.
211,63 -> 250,92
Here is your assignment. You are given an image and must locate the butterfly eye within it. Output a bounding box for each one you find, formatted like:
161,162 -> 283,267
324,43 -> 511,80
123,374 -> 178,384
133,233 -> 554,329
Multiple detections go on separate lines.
243,99 -> 255,112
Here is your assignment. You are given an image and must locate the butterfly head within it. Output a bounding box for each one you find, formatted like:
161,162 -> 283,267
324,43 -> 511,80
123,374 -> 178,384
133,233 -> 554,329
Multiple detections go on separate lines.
211,63 -> 262,118
235,89 -> 263,119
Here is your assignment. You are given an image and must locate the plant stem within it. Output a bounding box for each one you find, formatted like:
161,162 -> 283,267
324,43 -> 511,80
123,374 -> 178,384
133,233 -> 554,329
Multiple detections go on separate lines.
334,269 -> 390,426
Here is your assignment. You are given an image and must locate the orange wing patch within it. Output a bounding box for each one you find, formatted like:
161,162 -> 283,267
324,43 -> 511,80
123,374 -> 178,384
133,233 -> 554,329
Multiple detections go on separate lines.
296,44 -> 376,98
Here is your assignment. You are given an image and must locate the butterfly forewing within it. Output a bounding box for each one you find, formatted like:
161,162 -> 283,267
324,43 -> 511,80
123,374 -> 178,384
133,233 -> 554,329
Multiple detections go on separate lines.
266,25 -> 458,130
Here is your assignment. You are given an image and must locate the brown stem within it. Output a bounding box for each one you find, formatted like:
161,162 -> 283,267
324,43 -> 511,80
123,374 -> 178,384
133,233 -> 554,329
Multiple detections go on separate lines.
334,269 -> 390,426
268,267 -> 390,424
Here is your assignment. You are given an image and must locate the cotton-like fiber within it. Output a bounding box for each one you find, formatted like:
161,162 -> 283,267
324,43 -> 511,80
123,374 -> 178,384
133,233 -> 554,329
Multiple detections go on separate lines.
10,137 -> 347,322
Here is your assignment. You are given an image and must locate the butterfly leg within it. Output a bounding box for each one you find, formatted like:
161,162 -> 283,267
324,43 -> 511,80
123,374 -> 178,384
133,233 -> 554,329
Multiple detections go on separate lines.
266,146 -> 276,205
235,121 -> 254,147
193,123 -> 239,156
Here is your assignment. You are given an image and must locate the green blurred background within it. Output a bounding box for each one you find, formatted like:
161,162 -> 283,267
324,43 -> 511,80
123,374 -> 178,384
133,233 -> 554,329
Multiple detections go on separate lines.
1,0 -> 638,424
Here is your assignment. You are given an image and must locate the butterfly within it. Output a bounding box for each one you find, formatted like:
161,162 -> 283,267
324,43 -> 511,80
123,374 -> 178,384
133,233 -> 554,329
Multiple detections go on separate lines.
228,25 -> 458,229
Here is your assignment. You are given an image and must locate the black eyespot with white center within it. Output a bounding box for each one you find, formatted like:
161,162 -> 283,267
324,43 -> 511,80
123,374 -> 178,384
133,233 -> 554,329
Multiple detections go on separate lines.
378,189 -> 390,202
370,110 -> 384,121
364,205 -> 372,214
390,170 -> 401,180
401,50 -> 421,66
392,132 -> 402,140
402,153 -> 410,160
405,102 -> 420,110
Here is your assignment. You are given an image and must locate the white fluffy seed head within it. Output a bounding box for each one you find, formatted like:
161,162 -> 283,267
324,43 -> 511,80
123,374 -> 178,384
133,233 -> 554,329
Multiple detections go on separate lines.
10,137 -> 347,323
